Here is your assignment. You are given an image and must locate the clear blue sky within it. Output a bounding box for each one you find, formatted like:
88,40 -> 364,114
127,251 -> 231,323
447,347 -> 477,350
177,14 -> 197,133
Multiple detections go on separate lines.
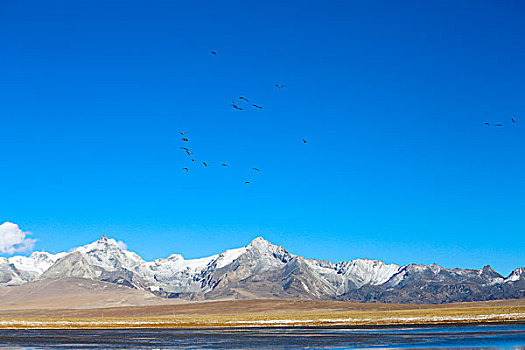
1,0 -> 524,275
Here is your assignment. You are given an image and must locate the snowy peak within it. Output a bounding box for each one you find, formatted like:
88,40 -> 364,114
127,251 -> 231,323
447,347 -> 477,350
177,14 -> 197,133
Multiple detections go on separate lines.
480,264 -> 497,274
337,259 -> 402,288
479,265 -> 503,281
8,251 -> 64,272
506,267 -> 525,282
6,251 -> 66,284
247,236 -> 275,250
247,236 -> 291,262
76,235 -> 125,253
73,236 -> 145,270
160,254 -> 184,262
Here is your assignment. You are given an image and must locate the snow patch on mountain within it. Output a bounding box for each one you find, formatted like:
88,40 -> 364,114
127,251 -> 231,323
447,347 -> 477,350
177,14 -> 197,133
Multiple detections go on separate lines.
8,251 -> 66,282
215,247 -> 248,269
337,259 -> 402,288
506,267 -> 525,282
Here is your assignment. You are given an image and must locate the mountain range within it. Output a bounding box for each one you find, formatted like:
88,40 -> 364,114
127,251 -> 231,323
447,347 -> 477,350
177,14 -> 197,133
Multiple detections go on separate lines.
1,236 -> 523,304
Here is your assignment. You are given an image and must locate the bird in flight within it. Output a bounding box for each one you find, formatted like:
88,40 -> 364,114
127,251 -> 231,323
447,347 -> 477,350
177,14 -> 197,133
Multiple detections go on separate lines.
273,83 -> 284,89
303,139 -> 308,143
232,104 -> 243,110
512,118 -> 517,124
182,137 -> 189,142
185,150 -> 192,156
180,147 -> 189,151
221,163 -> 228,167
239,97 -> 249,102
190,159 -> 196,162
495,124 -> 503,127
183,168 -> 189,172
252,104 -> 263,109
180,132 -> 187,135
484,122 -> 490,126
211,50 -> 217,55
245,181 -> 250,184
203,162 -> 208,167
252,168 -> 260,171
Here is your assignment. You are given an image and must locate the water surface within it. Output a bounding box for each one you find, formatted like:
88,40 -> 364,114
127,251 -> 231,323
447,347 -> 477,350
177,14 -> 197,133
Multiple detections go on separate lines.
0,324 -> 524,349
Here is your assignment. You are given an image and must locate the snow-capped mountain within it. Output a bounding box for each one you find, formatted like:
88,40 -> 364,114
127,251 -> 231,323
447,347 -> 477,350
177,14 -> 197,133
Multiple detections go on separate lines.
9,251 -> 67,280
0,251 -> 66,286
1,235 -> 523,304
505,267 -> 525,284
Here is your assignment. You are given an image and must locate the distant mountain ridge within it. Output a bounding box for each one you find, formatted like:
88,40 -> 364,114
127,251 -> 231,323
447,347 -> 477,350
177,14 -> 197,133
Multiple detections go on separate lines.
0,236 -> 523,304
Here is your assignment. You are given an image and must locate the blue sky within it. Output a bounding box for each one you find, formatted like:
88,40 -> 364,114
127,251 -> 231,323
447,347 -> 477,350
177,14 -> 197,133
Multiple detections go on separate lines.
1,0 -> 524,275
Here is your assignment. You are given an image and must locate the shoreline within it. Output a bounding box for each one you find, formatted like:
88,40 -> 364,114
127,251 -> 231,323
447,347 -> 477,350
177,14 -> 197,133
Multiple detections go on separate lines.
1,321 -> 524,330
1,314 -> 524,330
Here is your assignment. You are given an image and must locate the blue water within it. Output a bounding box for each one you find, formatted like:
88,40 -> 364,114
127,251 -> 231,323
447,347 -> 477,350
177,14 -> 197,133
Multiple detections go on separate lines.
0,324 -> 524,349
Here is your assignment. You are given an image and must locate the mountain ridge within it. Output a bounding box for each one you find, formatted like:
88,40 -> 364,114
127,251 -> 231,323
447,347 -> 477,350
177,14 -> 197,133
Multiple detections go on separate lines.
1,236 -> 523,304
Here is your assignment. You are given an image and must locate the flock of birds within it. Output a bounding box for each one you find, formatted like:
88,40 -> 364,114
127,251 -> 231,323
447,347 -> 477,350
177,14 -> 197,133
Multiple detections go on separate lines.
231,96 -> 264,111
179,130 -> 291,184
178,50 -> 308,184
180,50 -> 520,183
483,117 -> 519,127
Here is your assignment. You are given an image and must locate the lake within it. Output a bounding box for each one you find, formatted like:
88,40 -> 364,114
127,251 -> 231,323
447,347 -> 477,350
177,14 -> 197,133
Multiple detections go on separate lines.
0,324 -> 524,349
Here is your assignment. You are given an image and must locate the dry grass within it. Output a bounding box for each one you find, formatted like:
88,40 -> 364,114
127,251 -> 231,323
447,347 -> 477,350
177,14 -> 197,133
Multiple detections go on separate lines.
0,300 -> 524,329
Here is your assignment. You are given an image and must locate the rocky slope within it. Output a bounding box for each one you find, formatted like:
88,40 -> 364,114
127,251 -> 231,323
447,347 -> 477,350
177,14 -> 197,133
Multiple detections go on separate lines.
1,235 -> 523,304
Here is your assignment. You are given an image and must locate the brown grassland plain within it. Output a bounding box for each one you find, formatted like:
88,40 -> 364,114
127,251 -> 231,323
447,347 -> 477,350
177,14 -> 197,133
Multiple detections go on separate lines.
0,299 -> 524,329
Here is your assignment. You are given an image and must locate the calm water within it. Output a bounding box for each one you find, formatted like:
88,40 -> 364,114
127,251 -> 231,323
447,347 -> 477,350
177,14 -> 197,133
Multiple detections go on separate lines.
0,324 -> 524,349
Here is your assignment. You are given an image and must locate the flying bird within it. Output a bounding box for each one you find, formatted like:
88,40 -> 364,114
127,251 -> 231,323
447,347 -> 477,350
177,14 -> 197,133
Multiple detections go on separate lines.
182,138 -> 189,142
245,181 -> 250,184
203,162 -> 208,167
221,163 -> 228,167
302,139 -> 308,143
495,124 -> 503,127
252,104 -> 263,109
211,50 -> 217,55
190,159 -> 196,162
273,83 -> 284,89
180,147 -> 189,151
182,168 -> 189,172
252,168 -> 260,171
239,97 -> 249,102
185,150 -> 192,156
483,122 -> 490,126
512,118 -> 517,124
232,104 -> 243,110
180,132 -> 187,135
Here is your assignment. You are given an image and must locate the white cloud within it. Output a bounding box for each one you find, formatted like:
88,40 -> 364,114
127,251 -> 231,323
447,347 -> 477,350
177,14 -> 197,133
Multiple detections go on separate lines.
0,222 -> 37,255
116,240 -> 127,250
